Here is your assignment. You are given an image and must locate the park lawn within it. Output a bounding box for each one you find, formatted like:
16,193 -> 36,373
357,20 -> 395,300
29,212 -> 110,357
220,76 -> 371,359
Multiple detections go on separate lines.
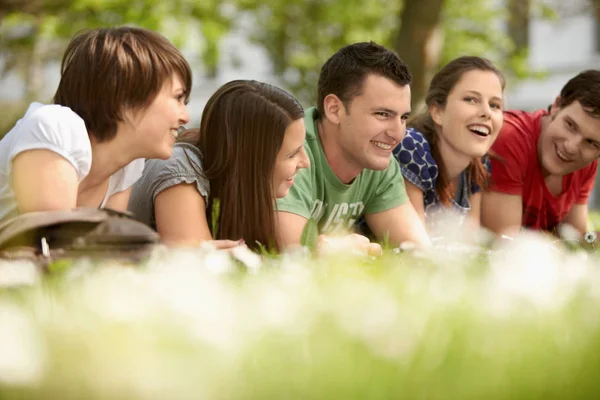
1,231 -> 600,399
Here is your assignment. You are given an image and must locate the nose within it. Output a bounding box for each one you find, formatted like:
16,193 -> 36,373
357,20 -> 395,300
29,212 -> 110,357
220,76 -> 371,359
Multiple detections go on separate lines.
387,116 -> 406,144
564,136 -> 580,155
180,102 -> 190,125
479,102 -> 492,119
298,146 -> 310,170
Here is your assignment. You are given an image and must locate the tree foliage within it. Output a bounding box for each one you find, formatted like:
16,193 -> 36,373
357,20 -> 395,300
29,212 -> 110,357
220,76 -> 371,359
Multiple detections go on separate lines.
0,0 -> 233,132
0,0 -> 584,110
238,0 -> 563,107
0,0 -> 233,87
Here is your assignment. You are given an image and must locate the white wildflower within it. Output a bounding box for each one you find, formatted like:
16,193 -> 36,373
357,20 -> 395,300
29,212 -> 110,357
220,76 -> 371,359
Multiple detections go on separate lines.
0,304 -> 44,385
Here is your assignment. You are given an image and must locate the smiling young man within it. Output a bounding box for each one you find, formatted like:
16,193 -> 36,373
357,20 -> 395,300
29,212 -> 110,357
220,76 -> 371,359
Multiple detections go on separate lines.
275,42 -> 430,248
481,70 -> 600,237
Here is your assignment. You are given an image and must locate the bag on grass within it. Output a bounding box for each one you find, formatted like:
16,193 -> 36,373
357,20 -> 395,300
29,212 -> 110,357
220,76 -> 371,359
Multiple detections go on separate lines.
0,208 -> 160,269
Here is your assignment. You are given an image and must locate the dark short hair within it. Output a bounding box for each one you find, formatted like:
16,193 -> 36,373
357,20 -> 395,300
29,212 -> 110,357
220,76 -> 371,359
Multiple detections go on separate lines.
316,41 -> 412,117
54,26 -> 192,142
556,70 -> 600,118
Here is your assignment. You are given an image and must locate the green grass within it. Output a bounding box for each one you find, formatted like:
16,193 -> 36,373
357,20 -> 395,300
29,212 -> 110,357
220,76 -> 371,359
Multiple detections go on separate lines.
588,210 -> 600,231
1,235 -> 600,399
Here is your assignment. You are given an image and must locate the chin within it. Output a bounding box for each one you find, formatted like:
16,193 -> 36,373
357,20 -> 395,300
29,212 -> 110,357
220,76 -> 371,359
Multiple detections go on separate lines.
275,184 -> 290,198
468,150 -> 488,159
541,157 -> 563,176
367,160 -> 390,171
156,146 -> 174,160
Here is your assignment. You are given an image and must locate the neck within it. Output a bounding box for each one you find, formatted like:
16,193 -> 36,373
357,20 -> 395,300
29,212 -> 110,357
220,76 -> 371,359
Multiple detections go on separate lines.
436,135 -> 472,181
82,134 -> 138,188
318,119 -> 362,184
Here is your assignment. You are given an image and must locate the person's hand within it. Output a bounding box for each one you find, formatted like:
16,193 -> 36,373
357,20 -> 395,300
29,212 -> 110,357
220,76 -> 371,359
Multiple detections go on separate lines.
206,239 -> 246,252
317,233 -> 382,257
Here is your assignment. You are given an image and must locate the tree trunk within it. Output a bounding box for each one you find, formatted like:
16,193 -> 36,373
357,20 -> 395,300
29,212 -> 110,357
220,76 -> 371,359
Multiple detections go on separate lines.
393,0 -> 445,110
507,0 -> 530,57
593,0 -> 600,20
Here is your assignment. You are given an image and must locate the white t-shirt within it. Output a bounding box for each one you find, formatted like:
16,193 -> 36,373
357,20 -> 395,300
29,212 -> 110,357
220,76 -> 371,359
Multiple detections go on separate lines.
0,102 -> 145,221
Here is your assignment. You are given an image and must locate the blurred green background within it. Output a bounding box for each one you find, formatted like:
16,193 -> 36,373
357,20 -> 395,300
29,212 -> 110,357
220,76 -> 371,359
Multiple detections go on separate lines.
2,0 -> 600,204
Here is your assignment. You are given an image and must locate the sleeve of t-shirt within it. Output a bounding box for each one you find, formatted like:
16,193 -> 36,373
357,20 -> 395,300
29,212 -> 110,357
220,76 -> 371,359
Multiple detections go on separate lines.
487,122 -> 528,195
8,105 -> 91,180
576,161 -> 597,204
275,161 -> 314,220
107,158 -> 146,195
364,154 -> 408,214
146,146 -> 210,203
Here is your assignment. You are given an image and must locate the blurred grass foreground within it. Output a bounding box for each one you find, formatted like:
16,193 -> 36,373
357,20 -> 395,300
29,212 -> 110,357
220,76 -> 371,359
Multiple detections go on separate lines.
1,232 -> 600,399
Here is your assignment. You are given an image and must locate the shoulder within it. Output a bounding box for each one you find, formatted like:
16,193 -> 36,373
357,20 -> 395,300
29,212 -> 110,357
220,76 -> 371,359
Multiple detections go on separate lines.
302,107 -> 319,158
492,109 -> 545,163
4,102 -> 91,178
393,128 -> 437,191
503,109 -> 546,131
303,107 -> 319,140
496,109 -> 545,147
394,128 -> 435,164
146,143 -> 203,174
30,102 -> 82,120
171,142 -> 203,166
16,103 -> 88,147
22,103 -> 86,134
136,143 -> 209,201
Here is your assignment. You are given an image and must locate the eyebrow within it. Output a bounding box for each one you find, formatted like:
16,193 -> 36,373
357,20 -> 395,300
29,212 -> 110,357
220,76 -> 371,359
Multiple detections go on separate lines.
288,144 -> 303,156
369,107 -> 399,116
464,90 -> 503,103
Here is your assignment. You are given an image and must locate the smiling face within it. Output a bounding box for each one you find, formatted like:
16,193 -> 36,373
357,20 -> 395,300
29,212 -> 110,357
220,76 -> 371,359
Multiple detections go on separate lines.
332,74 -> 412,172
128,73 -> 190,159
431,69 -> 504,161
272,118 -> 310,198
538,99 -> 600,176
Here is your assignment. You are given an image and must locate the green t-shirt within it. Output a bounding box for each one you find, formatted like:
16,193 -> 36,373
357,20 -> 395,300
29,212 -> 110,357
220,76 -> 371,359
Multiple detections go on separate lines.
276,107 -> 408,234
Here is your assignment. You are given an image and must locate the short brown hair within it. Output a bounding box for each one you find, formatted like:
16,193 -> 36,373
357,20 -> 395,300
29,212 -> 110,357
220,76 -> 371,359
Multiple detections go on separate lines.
556,70 -> 600,118
316,41 -> 412,117
410,56 -> 505,205
54,26 -> 192,142
178,80 -> 303,252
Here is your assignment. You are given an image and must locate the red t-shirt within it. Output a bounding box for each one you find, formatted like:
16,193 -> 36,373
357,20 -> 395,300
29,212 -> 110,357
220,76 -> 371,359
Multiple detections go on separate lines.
488,109 -> 597,232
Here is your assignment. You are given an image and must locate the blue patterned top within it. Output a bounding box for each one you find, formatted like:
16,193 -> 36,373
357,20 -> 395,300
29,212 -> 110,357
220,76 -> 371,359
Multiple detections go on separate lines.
393,128 -> 489,227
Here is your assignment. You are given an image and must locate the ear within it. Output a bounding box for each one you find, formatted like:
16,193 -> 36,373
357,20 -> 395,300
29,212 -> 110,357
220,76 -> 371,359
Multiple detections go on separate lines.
429,103 -> 444,126
549,96 -> 561,117
322,94 -> 344,125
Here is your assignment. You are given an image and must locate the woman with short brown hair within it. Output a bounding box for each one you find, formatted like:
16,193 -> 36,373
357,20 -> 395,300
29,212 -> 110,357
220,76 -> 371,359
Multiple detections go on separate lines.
0,26 -> 191,221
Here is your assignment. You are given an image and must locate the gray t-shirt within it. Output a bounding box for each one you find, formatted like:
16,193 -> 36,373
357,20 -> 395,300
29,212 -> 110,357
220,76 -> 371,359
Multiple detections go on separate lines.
128,143 -> 209,229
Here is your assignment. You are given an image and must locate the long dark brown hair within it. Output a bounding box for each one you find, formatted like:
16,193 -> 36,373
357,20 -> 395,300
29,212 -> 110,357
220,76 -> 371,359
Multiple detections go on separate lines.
179,80 -> 303,252
409,56 -> 505,205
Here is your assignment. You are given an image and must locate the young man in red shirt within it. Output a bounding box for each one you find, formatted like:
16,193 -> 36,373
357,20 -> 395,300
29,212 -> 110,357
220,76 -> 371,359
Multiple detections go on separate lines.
482,70 -> 600,238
